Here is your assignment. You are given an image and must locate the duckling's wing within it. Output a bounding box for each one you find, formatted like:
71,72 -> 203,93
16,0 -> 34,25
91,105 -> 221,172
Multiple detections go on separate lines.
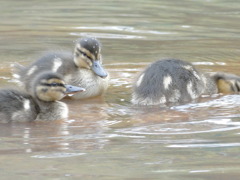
11,63 -> 27,85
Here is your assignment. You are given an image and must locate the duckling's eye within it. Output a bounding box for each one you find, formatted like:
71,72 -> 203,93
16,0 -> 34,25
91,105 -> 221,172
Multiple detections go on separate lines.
82,52 -> 92,60
51,83 -> 58,87
41,83 -> 64,87
77,48 -> 92,60
50,83 -> 64,87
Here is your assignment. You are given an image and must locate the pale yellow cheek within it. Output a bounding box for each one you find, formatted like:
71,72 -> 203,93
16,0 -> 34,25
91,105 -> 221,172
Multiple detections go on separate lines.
48,91 -> 65,101
37,88 -> 66,101
217,79 -> 232,93
75,57 -> 92,69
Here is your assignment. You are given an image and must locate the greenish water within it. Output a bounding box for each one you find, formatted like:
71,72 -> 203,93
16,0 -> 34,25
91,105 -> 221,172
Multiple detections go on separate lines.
0,0 -> 240,179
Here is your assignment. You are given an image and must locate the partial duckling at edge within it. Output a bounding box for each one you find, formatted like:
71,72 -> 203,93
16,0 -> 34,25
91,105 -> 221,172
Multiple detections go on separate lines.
132,59 -> 240,106
13,37 -> 109,100
0,72 -> 84,123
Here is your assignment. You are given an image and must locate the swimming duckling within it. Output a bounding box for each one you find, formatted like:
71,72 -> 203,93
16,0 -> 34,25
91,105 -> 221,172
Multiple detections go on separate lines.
210,72 -> 240,93
0,72 -> 84,123
13,37 -> 109,100
132,59 -> 240,105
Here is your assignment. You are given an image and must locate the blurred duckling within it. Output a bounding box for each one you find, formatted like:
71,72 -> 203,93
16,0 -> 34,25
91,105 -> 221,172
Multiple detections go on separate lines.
132,59 -> 240,105
210,72 -> 240,93
13,37 -> 109,100
0,72 -> 84,123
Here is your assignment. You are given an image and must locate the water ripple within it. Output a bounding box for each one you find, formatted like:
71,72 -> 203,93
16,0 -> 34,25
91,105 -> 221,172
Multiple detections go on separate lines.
31,152 -> 86,159
116,117 -> 240,135
73,26 -> 173,35
172,95 -> 240,111
167,143 -> 240,148
70,32 -> 145,39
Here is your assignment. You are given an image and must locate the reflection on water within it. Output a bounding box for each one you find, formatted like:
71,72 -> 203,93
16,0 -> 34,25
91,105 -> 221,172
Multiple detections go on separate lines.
0,0 -> 240,179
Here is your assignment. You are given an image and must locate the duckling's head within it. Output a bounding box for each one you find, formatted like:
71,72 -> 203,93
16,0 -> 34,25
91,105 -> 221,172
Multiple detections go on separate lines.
33,72 -> 85,102
73,37 -> 108,78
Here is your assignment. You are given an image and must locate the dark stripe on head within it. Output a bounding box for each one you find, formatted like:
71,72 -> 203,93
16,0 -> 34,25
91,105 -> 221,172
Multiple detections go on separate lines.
40,83 -> 65,87
77,37 -> 100,57
76,48 -> 92,60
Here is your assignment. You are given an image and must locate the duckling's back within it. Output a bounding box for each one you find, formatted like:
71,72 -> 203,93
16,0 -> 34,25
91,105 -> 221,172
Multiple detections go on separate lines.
132,59 -> 217,105
0,89 -> 39,123
14,52 -> 76,91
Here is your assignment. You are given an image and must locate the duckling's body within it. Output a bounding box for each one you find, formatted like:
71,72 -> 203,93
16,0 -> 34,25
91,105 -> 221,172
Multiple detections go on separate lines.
13,37 -> 109,99
132,59 -> 240,106
0,72 -> 83,123
0,90 -> 39,123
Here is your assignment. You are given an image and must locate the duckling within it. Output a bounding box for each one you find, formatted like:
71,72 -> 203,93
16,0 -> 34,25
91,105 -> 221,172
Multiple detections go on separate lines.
0,72 -> 84,123
13,37 -> 109,100
131,58 -> 240,105
210,72 -> 240,93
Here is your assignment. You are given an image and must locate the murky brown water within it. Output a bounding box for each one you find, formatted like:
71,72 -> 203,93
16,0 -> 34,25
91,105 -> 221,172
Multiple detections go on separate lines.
0,0 -> 240,179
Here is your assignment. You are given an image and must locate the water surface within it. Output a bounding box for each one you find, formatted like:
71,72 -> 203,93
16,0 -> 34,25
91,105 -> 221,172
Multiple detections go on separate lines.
0,0 -> 240,179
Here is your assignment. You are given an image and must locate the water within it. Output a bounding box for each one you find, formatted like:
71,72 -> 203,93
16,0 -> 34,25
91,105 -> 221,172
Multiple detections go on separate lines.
0,0 -> 240,179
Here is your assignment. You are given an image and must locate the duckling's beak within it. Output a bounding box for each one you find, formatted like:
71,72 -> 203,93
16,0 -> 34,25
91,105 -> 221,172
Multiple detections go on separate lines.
65,85 -> 85,95
91,60 -> 108,78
